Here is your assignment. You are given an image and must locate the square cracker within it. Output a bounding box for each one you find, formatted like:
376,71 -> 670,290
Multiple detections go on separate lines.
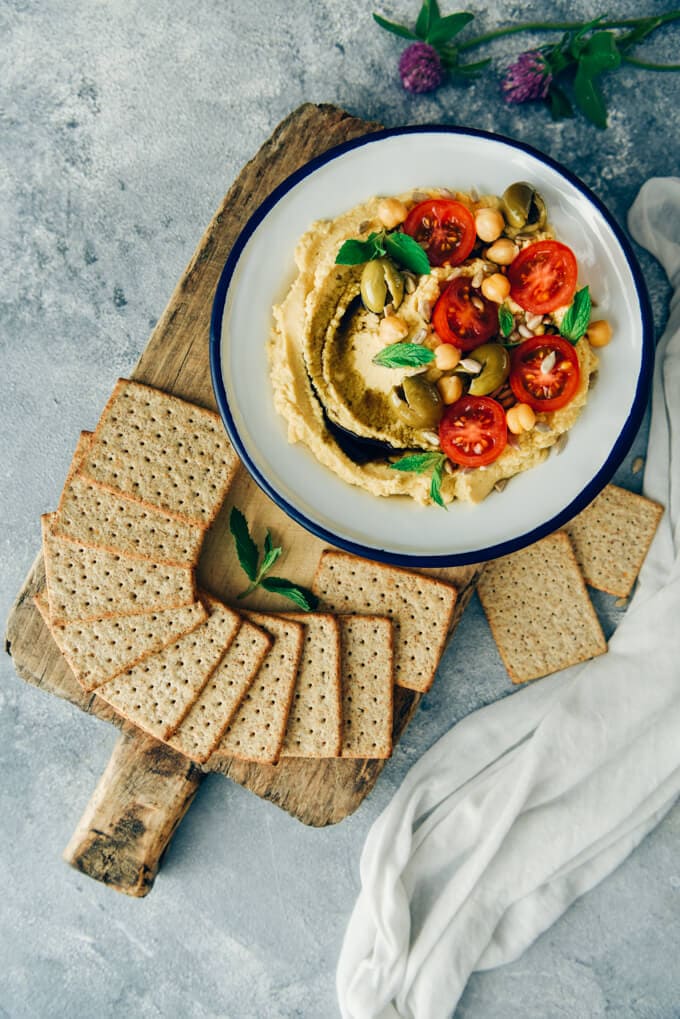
312,550 -> 457,693
41,515 -> 196,624
337,614 -> 393,760
95,596 -> 242,741
168,605 -> 273,764
563,484 -> 664,598
79,379 -> 240,527
278,612 -> 342,759
477,531 -> 607,684
209,613 -> 304,765
33,591 -> 207,692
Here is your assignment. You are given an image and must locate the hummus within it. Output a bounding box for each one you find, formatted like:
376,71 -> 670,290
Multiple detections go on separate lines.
269,188 -> 599,506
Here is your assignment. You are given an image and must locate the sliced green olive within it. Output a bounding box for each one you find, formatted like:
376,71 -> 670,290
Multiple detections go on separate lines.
502,182 -> 547,234
390,376 -> 443,428
360,258 -> 404,313
467,343 -> 510,396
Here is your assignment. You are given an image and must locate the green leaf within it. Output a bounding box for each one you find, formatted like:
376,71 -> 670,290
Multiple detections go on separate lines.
384,232 -> 431,274
573,66 -> 608,128
427,11 -> 474,46
559,286 -> 592,343
335,233 -> 385,266
260,577 -> 319,611
547,82 -> 574,120
579,31 -> 621,75
389,451 -> 443,474
372,13 -> 417,41
430,458 -> 446,508
498,304 -> 514,338
373,343 -> 435,369
229,507 -> 259,582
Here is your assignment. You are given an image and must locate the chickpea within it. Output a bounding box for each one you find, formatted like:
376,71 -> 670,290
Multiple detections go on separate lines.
506,403 -> 536,434
377,198 -> 409,230
434,343 -> 461,371
486,238 -> 519,266
586,319 -> 613,348
379,315 -> 409,344
475,207 -> 505,243
437,374 -> 464,405
481,273 -> 511,304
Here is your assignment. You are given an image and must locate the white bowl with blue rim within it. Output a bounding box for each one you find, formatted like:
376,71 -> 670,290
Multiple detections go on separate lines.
210,126 -> 653,567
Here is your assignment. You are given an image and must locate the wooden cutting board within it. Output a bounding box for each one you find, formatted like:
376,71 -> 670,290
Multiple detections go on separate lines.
5,103 -> 482,896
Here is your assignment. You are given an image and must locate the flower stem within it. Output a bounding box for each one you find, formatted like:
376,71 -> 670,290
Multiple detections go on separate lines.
458,11 -> 680,52
623,56 -> 680,70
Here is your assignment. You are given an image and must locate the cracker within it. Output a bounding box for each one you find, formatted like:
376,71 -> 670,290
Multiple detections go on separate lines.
477,531 -> 607,684
41,515 -> 196,624
337,614 -> 393,759
168,611 -> 272,764
210,613 -> 303,765
277,613 -> 343,759
79,379 -> 240,527
563,484 -> 664,598
33,591 -> 207,692
312,550 -> 457,693
52,472 -> 205,566
95,596 -> 241,741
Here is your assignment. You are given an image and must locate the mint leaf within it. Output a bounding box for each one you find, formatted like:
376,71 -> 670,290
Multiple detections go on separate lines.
335,233 -> 385,265
229,507 -> 258,582
373,343 -> 435,369
430,457 -> 446,509
260,577 -> 319,611
384,232 -> 431,274
372,13 -> 417,40
261,541 -> 282,576
389,451 -> 443,473
498,304 -> 514,338
560,286 -> 592,343
428,11 -> 474,46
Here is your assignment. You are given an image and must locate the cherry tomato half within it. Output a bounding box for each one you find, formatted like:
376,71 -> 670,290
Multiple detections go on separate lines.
509,335 -> 580,412
439,395 -> 507,467
432,276 -> 499,352
403,199 -> 476,267
507,240 -> 578,314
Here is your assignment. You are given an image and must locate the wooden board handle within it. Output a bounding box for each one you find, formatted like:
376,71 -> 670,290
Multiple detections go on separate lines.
63,729 -> 203,897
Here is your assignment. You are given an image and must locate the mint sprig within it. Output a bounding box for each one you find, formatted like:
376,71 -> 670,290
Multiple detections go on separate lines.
559,286 -> 592,343
390,451 -> 448,508
229,508 -> 318,610
373,343 -> 435,369
336,229 -> 431,275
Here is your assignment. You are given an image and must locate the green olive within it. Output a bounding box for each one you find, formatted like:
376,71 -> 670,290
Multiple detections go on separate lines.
360,258 -> 404,313
390,376 -> 443,428
467,343 -> 510,396
502,182 -> 547,234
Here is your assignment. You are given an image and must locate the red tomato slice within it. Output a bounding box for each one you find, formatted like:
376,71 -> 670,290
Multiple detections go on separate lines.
508,240 -> 578,314
509,335 -> 580,412
432,276 -> 499,352
403,199 -> 476,267
439,395 -> 507,467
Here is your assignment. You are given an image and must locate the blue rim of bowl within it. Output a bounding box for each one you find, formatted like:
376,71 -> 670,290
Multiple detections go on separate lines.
210,124 -> 654,568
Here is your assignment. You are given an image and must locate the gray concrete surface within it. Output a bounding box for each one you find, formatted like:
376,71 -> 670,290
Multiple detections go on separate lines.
2,1 -> 679,1016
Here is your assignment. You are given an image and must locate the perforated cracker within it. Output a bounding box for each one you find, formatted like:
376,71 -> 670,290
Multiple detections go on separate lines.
210,613 -> 303,765
34,591 -> 207,691
41,515 -> 196,624
95,596 -> 241,741
52,472 -> 205,566
337,615 -> 393,759
168,611 -> 272,764
563,484 -> 664,598
477,531 -> 607,684
278,613 -> 342,758
312,550 -> 457,693
80,379 -> 240,527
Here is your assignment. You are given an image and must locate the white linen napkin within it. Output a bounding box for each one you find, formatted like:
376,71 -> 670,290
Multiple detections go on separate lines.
336,177 -> 680,1019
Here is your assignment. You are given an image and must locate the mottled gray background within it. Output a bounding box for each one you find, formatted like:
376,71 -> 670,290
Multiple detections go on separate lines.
2,1 -> 679,1017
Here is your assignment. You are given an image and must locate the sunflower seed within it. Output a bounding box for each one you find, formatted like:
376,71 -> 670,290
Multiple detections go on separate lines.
494,478 -> 508,492
526,313 -> 543,330
458,358 -> 482,374
552,432 -> 569,456
411,327 -> 428,345
534,421 -> 552,433
632,456 -> 645,474
589,370 -> 599,389
444,460 -> 456,475
358,220 -> 371,234
420,431 -> 440,447
471,270 -> 484,289
518,323 -> 534,339
471,296 -> 485,312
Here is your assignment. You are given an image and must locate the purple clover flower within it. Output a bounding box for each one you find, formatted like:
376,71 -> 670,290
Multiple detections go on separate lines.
398,42 -> 445,94
501,50 -> 553,103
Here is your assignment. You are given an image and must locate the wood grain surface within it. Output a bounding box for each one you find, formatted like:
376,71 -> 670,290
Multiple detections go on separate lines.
5,103 -> 482,893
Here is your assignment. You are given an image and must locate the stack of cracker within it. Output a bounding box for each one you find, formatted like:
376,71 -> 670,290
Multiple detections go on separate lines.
38,379 -> 466,769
